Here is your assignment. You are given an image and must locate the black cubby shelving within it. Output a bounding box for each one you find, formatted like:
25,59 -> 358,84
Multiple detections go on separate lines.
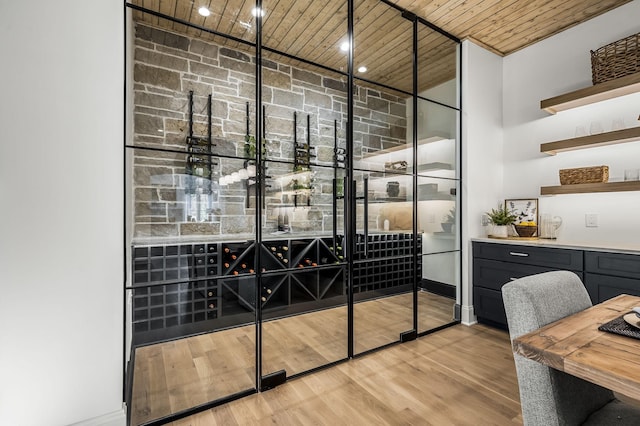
352,233 -> 422,298
131,233 -> 420,343
131,243 -> 222,337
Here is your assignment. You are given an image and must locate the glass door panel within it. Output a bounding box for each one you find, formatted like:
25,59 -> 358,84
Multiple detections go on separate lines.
418,250 -> 459,332
353,169 -> 415,354
418,23 -> 459,109
260,163 -> 348,378
416,147 -> 460,334
352,0 -> 415,353
128,149 -> 257,425
259,42 -> 348,379
352,81 -> 414,174
415,90 -> 460,337
354,0 -> 413,93
262,0 -> 347,71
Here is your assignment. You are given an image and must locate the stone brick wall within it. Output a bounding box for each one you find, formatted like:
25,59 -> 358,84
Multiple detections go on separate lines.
132,22 -> 407,240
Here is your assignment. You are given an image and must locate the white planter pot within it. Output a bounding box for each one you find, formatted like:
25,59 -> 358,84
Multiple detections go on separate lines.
491,225 -> 509,238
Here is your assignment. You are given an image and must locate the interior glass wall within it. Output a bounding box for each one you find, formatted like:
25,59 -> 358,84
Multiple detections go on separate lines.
416,23 -> 461,334
125,0 -> 460,423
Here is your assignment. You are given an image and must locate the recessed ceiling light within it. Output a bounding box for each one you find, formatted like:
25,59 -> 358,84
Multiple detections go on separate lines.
340,41 -> 350,52
358,66 -> 367,73
251,7 -> 265,17
198,6 -> 211,17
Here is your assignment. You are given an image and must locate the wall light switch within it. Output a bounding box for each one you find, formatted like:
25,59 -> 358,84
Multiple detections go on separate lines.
585,213 -> 598,227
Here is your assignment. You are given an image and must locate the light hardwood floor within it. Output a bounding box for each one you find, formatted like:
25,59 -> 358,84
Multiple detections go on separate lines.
167,324 -> 522,425
131,292 -> 472,425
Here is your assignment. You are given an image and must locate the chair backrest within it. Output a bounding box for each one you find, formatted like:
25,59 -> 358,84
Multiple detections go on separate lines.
502,271 -> 614,426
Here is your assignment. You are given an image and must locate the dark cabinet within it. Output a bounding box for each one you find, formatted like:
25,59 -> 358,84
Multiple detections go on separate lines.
584,251 -> 640,303
472,242 -> 583,329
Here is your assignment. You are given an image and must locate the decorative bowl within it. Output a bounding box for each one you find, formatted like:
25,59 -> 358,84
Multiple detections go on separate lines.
514,225 -> 537,237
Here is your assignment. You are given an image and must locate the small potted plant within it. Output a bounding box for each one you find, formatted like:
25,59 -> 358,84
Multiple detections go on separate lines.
486,204 -> 517,238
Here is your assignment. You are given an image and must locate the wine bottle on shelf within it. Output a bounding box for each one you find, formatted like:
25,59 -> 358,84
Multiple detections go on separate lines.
281,246 -> 288,252
277,210 -> 284,231
282,258 -> 289,264
283,212 -> 290,232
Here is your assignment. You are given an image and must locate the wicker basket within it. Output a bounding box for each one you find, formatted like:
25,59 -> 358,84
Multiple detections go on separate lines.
591,32 -> 640,84
559,166 -> 609,185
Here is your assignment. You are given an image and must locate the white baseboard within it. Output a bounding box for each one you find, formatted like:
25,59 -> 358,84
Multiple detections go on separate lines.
70,406 -> 126,426
460,304 -> 477,326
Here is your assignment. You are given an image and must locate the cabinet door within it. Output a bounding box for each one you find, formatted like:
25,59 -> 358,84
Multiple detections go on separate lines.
584,273 -> 640,304
473,287 -> 507,328
585,251 -> 640,280
473,242 -> 583,270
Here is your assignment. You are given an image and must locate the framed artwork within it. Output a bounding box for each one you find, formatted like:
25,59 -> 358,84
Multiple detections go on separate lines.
505,198 -> 538,224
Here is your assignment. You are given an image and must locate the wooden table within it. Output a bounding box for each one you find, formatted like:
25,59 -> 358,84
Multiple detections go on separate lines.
513,294 -> 640,401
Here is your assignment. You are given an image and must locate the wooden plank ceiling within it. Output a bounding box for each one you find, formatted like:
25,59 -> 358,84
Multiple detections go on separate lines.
130,0 -> 632,93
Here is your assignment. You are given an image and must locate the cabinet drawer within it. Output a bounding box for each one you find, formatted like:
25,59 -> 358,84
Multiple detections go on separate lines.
585,251 -> 640,280
473,242 -> 583,270
584,273 -> 640,304
473,258 -> 583,291
473,287 -> 507,327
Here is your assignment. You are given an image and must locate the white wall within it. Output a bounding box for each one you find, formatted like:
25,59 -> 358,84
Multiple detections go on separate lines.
461,40 -> 504,323
502,1 -> 640,246
0,1 -> 125,425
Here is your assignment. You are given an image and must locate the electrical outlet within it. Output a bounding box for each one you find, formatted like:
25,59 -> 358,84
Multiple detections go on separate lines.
481,214 -> 490,226
585,213 -> 598,227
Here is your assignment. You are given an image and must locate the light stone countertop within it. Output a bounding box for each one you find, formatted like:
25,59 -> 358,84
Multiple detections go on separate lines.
471,237 -> 640,255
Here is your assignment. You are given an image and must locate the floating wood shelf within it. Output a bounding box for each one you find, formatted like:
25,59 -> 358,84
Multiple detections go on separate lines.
540,72 -> 640,114
540,126 -> 640,155
541,180 -> 640,195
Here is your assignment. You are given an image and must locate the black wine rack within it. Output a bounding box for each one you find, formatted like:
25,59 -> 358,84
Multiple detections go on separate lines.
352,233 -> 422,296
131,233 -> 420,342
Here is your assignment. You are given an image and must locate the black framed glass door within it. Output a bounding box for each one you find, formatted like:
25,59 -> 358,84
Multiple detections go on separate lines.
125,0 -> 461,423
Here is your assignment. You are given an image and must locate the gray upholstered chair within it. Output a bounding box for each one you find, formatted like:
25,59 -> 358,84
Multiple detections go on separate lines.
502,270 -> 640,425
